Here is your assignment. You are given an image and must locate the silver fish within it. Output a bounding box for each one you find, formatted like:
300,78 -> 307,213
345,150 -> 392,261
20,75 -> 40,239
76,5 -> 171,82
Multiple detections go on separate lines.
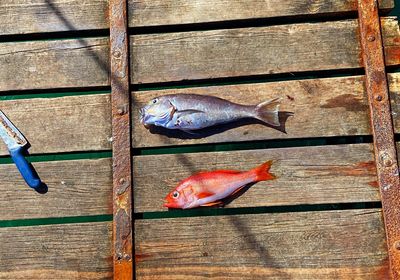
139,94 -> 282,132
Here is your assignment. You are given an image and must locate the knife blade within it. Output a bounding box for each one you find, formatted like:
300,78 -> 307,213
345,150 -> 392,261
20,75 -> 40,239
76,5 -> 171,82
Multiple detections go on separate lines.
0,110 -> 46,191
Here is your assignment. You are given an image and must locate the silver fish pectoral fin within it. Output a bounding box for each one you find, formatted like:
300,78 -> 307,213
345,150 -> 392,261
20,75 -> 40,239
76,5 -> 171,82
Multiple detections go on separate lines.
168,101 -> 177,118
173,110 -> 208,130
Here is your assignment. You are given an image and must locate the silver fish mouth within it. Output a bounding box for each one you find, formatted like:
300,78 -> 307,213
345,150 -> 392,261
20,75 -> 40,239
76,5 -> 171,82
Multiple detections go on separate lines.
139,108 -> 153,129
139,108 -> 146,123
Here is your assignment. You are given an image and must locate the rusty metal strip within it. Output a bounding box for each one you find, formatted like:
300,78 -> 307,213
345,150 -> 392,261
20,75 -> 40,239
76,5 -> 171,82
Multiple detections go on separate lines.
109,0 -> 133,279
358,0 -> 400,278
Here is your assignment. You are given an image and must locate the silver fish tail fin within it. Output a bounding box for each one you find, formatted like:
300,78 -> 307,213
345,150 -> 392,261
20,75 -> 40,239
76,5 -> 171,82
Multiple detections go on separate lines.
254,98 -> 281,126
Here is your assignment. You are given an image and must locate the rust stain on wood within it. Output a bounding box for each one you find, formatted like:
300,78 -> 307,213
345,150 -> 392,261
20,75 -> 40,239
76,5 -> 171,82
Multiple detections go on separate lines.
134,145 -> 381,212
306,161 -> 376,176
135,254 -> 152,263
321,94 -> 369,112
373,257 -> 391,279
385,46 -> 400,65
369,180 -> 380,188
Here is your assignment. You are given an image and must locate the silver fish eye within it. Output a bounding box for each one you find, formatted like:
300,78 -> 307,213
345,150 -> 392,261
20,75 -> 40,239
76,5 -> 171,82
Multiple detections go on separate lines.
172,191 -> 179,198
152,98 -> 158,104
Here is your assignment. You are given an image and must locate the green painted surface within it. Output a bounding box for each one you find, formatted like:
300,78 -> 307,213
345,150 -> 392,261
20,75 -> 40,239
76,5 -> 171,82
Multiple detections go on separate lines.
0,90 -> 110,101
0,215 -> 112,228
0,151 -> 112,165
137,202 -> 382,220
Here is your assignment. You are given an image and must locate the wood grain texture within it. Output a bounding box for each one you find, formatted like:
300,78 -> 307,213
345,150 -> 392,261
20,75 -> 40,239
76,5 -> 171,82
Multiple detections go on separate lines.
135,209 -> 389,279
0,0 -> 109,35
133,74 -> 400,148
0,94 -> 111,156
389,73 -> 400,130
129,0 -> 393,27
131,17 -> 400,84
1,18 -> 399,91
133,144 -> 380,213
1,0 -> 393,35
0,158 -> 112,220
0,222 -> 112,280
0,37 -> 109,92
133,76 -> 367,147
1,74 -> 400,155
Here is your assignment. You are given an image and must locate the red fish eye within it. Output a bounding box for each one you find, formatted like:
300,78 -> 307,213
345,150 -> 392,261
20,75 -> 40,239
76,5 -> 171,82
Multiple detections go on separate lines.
172,191 -> 179,198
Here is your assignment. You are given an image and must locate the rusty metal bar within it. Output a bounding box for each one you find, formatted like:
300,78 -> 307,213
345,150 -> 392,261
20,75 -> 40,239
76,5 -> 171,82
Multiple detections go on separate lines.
109,0 -> 133,279
358,0 -> 400,278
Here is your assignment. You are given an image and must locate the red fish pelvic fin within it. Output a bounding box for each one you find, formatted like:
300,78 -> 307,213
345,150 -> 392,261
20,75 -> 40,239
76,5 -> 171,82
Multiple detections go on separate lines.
200,201 -> 224,207
251,160 -> 276,182
197,191 -> 215,199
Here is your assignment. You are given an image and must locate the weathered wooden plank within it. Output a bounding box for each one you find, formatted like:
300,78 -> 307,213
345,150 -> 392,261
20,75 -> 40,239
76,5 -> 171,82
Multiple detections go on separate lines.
1,0 -> 393,36
129,0 -> 393,27
1,74 -> 400,155
133,74 -> 400,148
0,143 -> 385,220
135,210 -> 389,279
0,37 -> 109,92
133,144 -> 381,213
0,158 -> 112,220
0,94 -> 111,156
0,18 -> 399,91
0,0 -> 109,35
133,76 -> 367,147
131,17 -> 400,84
390,73 -> 400,130
0,222 -> 112,280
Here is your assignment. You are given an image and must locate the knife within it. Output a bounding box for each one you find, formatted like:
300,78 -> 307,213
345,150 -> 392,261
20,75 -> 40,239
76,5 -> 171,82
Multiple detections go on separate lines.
0,110 -> 46,191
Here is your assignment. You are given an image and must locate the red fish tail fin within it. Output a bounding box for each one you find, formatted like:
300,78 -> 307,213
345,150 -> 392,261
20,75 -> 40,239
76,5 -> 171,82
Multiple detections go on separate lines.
252,160 -> 276,182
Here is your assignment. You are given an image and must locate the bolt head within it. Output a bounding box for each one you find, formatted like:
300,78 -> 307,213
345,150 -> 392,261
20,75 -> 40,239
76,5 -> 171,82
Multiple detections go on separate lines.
113,50 -> 122,58
367,35 -> 376,42
117,108 -> 125,115
380,152 -> 393,167
116,253 -> 123,261
383,184 -> 392,191
394,241 -> 400,250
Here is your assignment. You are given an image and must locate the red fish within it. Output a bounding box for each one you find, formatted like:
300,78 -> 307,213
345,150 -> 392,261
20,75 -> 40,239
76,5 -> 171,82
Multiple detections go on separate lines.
163,161 -> 275,209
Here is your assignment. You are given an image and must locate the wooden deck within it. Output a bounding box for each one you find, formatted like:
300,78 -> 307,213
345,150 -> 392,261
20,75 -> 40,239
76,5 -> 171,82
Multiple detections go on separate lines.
1,0 -> 400,279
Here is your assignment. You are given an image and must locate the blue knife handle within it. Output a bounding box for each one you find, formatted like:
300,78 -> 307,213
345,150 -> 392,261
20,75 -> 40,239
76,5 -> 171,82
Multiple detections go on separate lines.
10,146 -> 43,190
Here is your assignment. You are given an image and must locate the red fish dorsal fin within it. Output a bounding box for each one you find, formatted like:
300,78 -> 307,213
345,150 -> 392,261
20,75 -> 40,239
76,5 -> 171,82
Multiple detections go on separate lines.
213,170 -> 242,174
193,170 -> 241,177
